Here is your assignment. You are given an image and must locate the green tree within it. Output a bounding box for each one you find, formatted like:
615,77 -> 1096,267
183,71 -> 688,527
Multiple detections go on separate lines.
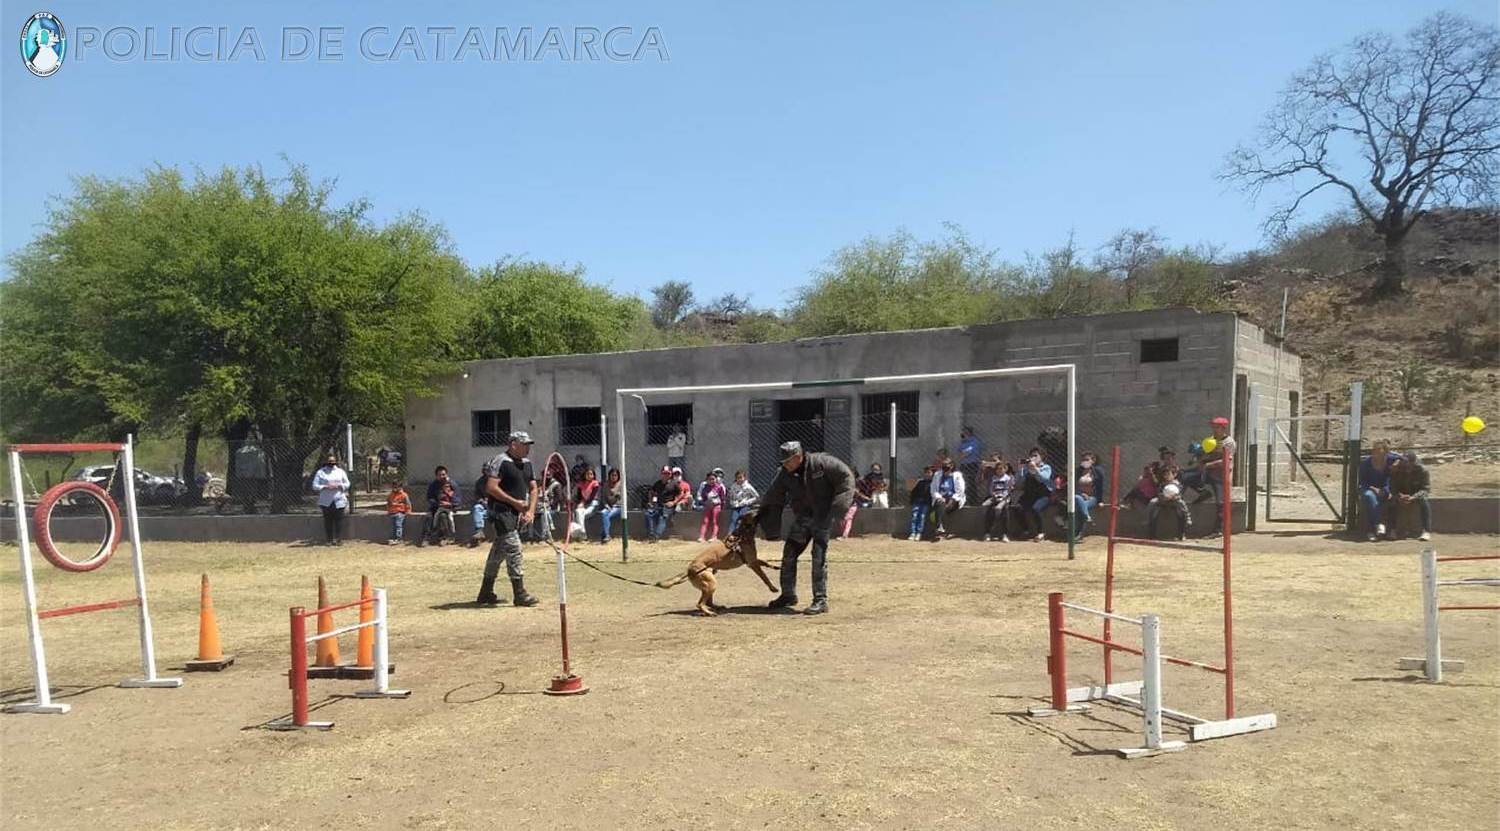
790,228 -> 1014,336
468,259 -> 652,358
1,162 -> 467,505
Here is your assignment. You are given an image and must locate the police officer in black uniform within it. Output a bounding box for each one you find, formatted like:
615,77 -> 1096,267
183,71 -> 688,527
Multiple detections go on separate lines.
757,440 -> 855,615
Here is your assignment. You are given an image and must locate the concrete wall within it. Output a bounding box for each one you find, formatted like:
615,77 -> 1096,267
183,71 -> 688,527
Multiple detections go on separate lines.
405,309 -> 1289,498
1234,316 -> 1307,484
8,497 -> 1496,543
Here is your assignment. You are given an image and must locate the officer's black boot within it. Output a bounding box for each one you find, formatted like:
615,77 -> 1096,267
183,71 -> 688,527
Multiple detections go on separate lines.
511,578 -> 539,607
476,577 -> 503,606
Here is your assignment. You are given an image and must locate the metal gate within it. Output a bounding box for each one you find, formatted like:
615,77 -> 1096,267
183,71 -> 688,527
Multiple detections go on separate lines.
1258,382 -> 1363,527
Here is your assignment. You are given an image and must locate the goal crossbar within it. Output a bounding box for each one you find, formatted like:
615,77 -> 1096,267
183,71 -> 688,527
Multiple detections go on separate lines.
614,363 -> 1078,560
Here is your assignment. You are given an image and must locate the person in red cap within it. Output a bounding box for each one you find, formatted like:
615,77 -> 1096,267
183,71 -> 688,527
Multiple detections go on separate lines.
1181,416 -> 1234,537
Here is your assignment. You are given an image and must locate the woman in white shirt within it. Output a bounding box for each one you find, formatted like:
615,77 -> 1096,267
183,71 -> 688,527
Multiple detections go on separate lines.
311,454 -> 351,546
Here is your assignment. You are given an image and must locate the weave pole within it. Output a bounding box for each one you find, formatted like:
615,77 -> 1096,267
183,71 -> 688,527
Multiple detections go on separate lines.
544,453 -> 587,696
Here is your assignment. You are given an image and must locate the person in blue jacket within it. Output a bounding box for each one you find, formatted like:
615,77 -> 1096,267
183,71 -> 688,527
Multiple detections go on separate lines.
1358,439 -> 1400,541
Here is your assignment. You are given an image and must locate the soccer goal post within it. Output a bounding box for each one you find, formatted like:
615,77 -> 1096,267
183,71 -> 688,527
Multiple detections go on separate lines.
612,364 -> 1078,560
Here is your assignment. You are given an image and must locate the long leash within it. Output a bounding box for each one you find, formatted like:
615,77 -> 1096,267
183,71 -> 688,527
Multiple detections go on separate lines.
540,539 -> 662,588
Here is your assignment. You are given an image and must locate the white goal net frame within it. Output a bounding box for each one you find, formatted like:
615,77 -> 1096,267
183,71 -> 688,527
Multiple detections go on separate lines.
612,363 -> 1078,560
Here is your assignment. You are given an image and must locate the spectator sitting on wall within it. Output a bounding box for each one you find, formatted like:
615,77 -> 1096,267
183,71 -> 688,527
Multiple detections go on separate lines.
863,463 -> 889,508
1120,447 -> 1174,509
930,460 -> 966,541
1387,452 -> 1432,542
1357,439 -> 1401,542
1019,447 -> 1056,542
982,459 -> 1018,542
842,469 -> 874,540
727,469 -> 759,530
571,466 -> 600,542
468,472 -> 489,548
1147,465 -> 1191,540
907,465 -> 935,541
670,467 -> 693,512
1064,450 -> 1107,540
530,474 -> 563,543
645,466 -> 676,543
666,425 -> 688,471
598,468 -> 624,544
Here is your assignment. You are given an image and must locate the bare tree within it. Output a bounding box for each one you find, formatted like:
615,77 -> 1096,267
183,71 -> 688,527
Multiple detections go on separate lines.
1224,12 -> 1499,296
699,292 -> 751,319
1096,228 -> 1165,303
649,280 -> 695,328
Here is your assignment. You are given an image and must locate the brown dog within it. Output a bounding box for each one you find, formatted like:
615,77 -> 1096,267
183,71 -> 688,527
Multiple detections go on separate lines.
655,508 -> 778,615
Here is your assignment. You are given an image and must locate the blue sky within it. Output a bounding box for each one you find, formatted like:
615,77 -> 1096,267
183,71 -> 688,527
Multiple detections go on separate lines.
2,1 -> 1493,307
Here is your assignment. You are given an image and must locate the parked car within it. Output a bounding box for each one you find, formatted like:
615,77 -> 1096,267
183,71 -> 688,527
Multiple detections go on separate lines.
70,465 -> 187,504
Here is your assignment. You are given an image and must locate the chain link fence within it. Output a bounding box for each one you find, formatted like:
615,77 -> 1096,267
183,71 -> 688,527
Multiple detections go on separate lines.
1,422 -> 408,517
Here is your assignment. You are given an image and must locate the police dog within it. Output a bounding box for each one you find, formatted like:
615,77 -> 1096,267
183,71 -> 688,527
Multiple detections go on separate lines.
655,507 -> 778,616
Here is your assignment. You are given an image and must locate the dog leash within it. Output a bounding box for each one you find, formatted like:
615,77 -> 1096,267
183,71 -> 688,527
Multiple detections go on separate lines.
539,539 -> 663,587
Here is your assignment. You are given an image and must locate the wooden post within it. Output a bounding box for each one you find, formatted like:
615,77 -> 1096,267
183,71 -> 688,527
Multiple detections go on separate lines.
1323,393 -> 1331,451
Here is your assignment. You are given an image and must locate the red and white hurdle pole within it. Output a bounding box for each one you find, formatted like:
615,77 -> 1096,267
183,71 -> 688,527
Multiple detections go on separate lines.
545,454 -> 587,697
1047,592 -> 1068,711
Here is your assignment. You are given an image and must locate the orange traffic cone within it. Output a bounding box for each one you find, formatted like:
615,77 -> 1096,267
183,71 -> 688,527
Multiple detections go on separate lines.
309,576 -> 343,678
341,575 -> 394,680
356,576 -> 374,667
185,573 -> 234,671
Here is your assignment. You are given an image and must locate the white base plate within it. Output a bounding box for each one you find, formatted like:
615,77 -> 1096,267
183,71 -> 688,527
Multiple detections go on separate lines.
266,718 -> 334,731
353,689 -> 411,699
4,702 -> 70,715
119,677 -> 183,688
1118,740 -> 1188,759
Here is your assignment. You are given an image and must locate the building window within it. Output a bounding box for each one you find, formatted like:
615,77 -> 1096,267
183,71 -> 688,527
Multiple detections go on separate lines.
558,406 -> 602,446
471,410 -> 511,447
859,392 -> 918,439
646,403 -> 693,445
1140,337 -> 1180,363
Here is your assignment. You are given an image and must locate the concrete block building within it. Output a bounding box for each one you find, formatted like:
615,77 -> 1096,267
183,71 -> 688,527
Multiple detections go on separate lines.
404,309 -> 1301,502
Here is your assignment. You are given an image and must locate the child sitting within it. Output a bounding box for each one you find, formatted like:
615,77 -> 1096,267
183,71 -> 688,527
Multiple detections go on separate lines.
468,474 -> 489,548
386,483 -> 411,545
982,461 -> 1017,542
907,466 -> 936,541
1146,464 -> 1192,540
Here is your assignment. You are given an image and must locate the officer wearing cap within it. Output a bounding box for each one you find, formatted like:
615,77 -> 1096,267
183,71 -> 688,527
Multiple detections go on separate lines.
757,440 -> 856,615
476,431 -> 540,607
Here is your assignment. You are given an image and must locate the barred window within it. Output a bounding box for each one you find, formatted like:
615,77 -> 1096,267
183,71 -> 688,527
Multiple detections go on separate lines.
646,403 -> 693,445
859,392 -> 918,439
471,410 -> 511,447
557,406 -> 602,446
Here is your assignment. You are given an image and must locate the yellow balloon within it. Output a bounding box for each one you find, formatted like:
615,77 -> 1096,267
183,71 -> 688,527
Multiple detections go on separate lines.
1201,437 -> 1218,454
1462,416 -> 1486,435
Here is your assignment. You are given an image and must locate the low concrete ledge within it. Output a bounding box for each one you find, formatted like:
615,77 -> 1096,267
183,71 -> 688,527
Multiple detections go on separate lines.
3,497 -> 1493,544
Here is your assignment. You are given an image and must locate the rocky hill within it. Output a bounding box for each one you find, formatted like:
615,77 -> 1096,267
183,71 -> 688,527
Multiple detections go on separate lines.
1228,208 -> 1500,450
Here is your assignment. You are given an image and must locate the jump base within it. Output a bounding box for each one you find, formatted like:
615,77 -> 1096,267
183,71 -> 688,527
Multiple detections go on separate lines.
544,674 -> 589,696
266,718 -> 333,731
119,676 -> 183,688
4,701 -> 70,715
1118,740 -> 1187,759
353,687 -> 411,699
1089,686 -> 1278,743
185,656 -> 235,672
1397,657 -> 1465,674
1027,703 -> 1089,717
307,665 -> 349,680
336,663 -> 396,681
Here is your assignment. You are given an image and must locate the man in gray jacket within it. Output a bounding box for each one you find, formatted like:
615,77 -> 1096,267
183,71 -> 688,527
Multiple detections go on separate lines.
757,440 -> 856,615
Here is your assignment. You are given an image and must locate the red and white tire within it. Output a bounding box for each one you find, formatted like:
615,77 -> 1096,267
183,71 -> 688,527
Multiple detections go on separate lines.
33,481 -> 121,573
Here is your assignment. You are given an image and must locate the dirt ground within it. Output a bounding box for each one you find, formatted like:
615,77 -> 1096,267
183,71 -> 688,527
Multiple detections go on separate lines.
2,527 -> 1497,830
